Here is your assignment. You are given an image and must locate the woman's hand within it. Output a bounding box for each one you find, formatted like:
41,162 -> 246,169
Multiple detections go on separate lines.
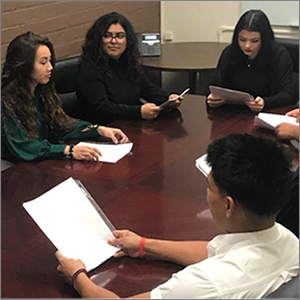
141,103 -> 162,120
207,93 -> 225,108
55,250 -> 86,282
107,230 -> 143,258
246,96 -> 264,112
168,94 -> 183,109
64,145 -> 101,161
97,126 -> 129,144
275,123 -> 299,141
286,108 -> 299,122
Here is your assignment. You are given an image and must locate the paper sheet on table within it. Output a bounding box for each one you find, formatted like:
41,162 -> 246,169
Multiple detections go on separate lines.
77,142 -> 133,163
23,177 -> 118,272
254,112 -> 299,130
195,154 -> 211,177
209,85 -> 254,105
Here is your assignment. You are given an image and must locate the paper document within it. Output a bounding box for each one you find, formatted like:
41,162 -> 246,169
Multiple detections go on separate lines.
195,154 -> 211,177
209,85 -> 254,105
254,112 -> 299,131
77,142 -> 133,163
23,177 -> 119,272
160,87 -> 190,109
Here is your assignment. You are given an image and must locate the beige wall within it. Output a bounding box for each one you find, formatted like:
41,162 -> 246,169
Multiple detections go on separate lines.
161,1 -> 299,43
1,1 -> 160,62
161,1 -> 241,43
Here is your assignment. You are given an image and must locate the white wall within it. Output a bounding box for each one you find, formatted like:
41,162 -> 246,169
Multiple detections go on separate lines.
161,1 -> 299,44
161,1 -> 241,43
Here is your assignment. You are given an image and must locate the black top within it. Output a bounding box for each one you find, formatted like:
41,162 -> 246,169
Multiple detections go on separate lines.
76,57 -> 169,124
210,44 -> 297,109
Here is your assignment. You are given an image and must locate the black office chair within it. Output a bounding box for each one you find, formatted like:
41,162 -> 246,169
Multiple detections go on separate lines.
275,38 -> 299,99
265,275 -> 299,298
53,56 -> 82,118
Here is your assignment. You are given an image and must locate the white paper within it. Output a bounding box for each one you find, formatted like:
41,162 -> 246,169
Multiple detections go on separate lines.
160,87 -> 190,109
209,85 -> 254,105
254,113 -> 299,130
77,142 -> 133,163
23,177 -> 118,271
195,154 -> 211,177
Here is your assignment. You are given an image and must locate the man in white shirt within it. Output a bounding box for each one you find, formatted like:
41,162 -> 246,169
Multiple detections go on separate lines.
55,133 -> 299,299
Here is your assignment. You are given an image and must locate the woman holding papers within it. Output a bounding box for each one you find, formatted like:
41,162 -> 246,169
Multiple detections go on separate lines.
1,32 -> 128,163
76,12 -> 182,124
207,10 -> 297,112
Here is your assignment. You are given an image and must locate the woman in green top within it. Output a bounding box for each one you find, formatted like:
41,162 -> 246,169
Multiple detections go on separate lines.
1,32 -> 128,163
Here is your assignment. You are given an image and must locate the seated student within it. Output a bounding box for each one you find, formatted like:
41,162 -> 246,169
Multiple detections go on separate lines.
76,12 -> 182,125
207,10 -> 297,112
55,133 -> 299,299
275,107 -> 299,237
1,32 -> 128,163
275,108 -> 299,141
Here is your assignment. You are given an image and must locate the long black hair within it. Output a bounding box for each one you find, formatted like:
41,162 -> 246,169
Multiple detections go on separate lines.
231,9 -> 275,63
2,31 -> 76,138
81,12 -> 141,80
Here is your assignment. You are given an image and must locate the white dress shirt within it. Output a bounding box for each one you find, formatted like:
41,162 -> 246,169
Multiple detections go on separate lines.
151,223 -> 299,299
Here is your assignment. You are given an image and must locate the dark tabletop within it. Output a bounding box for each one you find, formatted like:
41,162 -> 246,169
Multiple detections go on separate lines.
1,94 -> 298,298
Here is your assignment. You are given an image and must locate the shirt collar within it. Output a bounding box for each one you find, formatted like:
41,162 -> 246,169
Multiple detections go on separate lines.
207,223 -> 280,257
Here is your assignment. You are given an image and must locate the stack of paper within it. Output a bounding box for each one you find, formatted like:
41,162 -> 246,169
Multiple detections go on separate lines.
195,154 -> 211,177
209,85 -> 254,105
254,112 -> 299,131
23,177 -> 118,272
77,142 -> 133,163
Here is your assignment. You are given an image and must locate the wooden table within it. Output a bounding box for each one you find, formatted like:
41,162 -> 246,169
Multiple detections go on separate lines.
140,42 -> 229,94
1,95 -> 298,298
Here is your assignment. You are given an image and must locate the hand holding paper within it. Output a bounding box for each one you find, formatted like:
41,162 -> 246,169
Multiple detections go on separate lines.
208,85 -> 254,106
23,178 -> 119,272
160,88 -> 190,109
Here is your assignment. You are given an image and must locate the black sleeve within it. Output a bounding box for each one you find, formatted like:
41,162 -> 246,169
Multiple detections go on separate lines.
76,61 -> 141,123
264,47 -> 298,109
139,68 -> 169,104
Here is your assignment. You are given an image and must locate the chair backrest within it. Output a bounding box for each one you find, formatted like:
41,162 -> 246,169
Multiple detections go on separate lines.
265,276 -> 299,298
275,38 -> 299,72
275,38 -> 299,100
53,56 -> 82,118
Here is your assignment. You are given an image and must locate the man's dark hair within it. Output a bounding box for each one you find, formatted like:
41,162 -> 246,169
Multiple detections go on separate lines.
206,133 -> 293,217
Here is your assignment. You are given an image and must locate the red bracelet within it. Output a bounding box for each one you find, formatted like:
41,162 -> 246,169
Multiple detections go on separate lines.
72,268 -> 88,288
138,237 -> 147,258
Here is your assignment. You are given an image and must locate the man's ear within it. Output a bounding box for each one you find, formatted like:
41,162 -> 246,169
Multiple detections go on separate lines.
225,196 -> 236,218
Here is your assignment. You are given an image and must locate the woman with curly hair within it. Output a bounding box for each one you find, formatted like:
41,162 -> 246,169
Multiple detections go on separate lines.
76,12 -> 181,124
1,31 -> 128,163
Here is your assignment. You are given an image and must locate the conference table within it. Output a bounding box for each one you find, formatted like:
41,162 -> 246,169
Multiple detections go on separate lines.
140,42 -> 229,94
1,95 -> 298,298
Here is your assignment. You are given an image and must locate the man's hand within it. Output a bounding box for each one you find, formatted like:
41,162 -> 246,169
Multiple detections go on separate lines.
107,230 -> 143,258
55,251 -> 86,282
275,123 -> 299,141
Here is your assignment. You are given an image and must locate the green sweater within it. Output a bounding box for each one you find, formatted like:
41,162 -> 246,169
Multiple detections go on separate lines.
2,98 -> 99,163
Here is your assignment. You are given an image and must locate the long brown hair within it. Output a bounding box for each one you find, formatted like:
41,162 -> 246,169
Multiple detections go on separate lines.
1,31 -> 76,138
